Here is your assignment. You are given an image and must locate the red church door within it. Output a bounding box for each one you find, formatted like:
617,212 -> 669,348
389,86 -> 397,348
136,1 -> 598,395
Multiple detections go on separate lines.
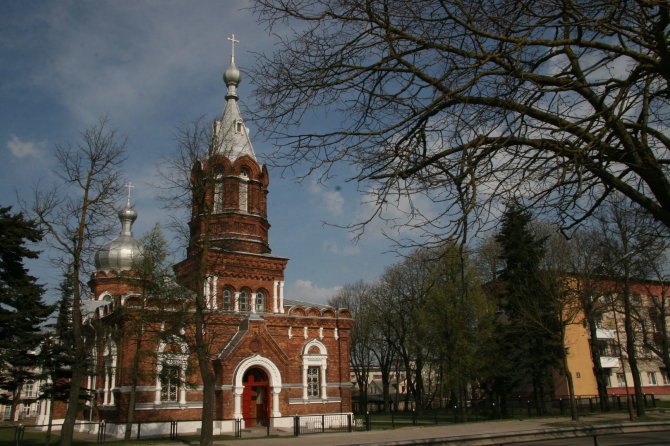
242,368 -> 269,426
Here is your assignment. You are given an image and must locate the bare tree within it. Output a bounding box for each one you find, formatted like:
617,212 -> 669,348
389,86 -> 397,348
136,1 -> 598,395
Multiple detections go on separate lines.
595,195 -> 668,417
158,118 -> 219,446
122,223 -> 179,440
329,281 -> 376,412
565,228 -> 612,411
251,0 -> 670,239
30,118 -> 126,446
639,269 -> 670,379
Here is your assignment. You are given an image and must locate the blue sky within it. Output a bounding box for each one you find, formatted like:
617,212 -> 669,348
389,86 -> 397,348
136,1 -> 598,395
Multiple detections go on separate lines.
0,0 -> 415,305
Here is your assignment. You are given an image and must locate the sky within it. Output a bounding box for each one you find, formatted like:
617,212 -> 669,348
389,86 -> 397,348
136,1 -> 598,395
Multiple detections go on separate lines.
0,0 -> 413,305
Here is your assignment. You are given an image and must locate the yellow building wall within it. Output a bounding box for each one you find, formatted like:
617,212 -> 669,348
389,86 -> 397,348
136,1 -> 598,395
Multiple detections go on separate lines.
554,310 -> 599,397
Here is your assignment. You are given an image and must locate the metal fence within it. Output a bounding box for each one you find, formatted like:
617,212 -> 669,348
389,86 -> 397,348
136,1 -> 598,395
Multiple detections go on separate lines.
0,414 -> 364,443
357,394 -> 658,418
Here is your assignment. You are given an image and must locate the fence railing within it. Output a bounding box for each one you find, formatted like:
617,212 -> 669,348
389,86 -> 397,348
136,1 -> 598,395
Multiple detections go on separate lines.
356,393 -> 657,418
359,421 -> 670,445
0,395 -> 663,444
0,414 -> 364,443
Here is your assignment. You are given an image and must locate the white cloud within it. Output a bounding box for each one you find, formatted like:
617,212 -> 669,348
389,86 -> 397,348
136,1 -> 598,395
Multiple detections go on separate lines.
322,239 -> 360,255
308,180 -> 344,215
28,1 -> 269,129
285,279 -> 342,305
7,135 -> 44,158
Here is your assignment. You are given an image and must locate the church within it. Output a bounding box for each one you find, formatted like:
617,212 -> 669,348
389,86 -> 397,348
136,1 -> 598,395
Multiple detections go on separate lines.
36,40 -> 353,438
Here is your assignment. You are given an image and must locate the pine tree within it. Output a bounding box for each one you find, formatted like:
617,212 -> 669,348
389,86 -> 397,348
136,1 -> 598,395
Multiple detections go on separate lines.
0,206 -> 53,421
38,271 -> 76,444
494,205 -> 562,414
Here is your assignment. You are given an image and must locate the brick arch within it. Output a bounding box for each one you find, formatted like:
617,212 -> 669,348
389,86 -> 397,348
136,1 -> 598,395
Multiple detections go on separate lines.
306,307 -> 321,317
302,338 -> 327,356
97,291 -> 113,301
206,155 -> 232,174
232,156 -> 261,178
289,306 -> 306,316
231,354 -> 283,420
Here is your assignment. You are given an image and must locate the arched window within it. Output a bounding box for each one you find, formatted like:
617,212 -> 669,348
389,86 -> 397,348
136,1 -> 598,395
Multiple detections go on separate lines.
301,339 -> 328,400
256,290 -> 266,313
222,288 -> 232,311
239,169 -> 248,212
239,290 -> 249,312
160,366 -> 180,402
213,174 -> 224,213
156,337 -> 189,405
102,337 -> 117,406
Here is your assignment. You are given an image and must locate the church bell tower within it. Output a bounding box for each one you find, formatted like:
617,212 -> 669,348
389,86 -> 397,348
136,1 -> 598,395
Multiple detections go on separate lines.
174,36 -> 288,313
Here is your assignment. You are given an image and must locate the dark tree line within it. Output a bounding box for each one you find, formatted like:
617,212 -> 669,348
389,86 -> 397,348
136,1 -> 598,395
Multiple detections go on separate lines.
339,201 -> 669,420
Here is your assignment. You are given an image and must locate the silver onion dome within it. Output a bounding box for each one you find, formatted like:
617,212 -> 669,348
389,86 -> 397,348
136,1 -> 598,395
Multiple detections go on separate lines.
94,204 -> 144,272
224,35 -> 242,100
224,59 -> 241,87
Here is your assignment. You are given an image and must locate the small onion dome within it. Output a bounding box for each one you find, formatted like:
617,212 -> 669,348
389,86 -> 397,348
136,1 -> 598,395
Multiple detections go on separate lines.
224,59 -> 241,86
94,204 -> 144,272
224,58 -> 241,100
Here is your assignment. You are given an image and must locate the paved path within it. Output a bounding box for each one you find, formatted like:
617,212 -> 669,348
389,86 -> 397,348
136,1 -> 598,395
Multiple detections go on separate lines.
208,412 -> 670,446
76,411 -> 670,445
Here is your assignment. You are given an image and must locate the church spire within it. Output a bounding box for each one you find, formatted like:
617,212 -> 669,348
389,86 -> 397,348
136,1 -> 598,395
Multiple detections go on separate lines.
213,34 -> 257,162
224,34 -> 241,100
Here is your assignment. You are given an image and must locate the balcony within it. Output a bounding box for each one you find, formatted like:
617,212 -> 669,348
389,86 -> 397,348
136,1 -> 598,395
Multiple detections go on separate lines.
600,356 -> 620,368
596,328 -> 616,339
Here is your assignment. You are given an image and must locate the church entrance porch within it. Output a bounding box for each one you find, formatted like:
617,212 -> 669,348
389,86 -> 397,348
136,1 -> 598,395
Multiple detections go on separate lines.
242,368 -> 269,426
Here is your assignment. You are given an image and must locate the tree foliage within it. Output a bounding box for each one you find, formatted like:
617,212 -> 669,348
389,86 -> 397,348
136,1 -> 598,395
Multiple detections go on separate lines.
340,244 -> 490,412
0,206 -> 51,421
251,0 -> 670,238
493,206 -> 562,413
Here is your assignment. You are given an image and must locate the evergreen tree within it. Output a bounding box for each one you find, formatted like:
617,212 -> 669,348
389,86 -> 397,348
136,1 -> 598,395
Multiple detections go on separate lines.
39,271 -> 76,444
0,206 -> 53,421
494,205 -> 562,414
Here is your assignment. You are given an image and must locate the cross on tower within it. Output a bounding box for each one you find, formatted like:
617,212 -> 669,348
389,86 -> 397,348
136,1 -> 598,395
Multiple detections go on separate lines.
228,34 -> 239,60
125,182 -> 135,206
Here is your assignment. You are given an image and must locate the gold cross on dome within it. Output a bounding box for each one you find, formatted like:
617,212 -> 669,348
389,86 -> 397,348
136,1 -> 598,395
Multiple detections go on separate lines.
125,182 -> 135,206
227,34 -> 240,60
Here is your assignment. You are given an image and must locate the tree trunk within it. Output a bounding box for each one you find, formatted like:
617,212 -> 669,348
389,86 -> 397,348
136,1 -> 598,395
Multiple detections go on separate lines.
10,384 -> 22,423
381,374 -> 390,414
45,393 -> 55,446
124,323 -> 144,439
586,316 -> 610,411
622,286 -> 645,416
562,350 -> 579,421
60,272 -> 85,446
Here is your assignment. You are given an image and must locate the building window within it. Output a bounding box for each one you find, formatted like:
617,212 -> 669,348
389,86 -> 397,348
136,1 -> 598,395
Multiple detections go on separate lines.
239,290 -> 249,312
307,366 -> 320,398
235,120 -> 243,133
647,371 -> 658,385
213,176 -> 224,213
204,276 -> 217,310
302,339 -> 328,400
223,289 -> 232,311
256,290 -> 265,313
661,368 -> 670,385
160,365 -> 180,402
23,382 -> 35,398
156,337 -> 188,405
617,373 -> 626,387
239,179 -> 248,212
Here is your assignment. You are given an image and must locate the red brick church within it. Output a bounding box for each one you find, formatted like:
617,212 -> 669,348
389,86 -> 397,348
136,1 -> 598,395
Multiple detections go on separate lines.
36,41 -> 353,437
